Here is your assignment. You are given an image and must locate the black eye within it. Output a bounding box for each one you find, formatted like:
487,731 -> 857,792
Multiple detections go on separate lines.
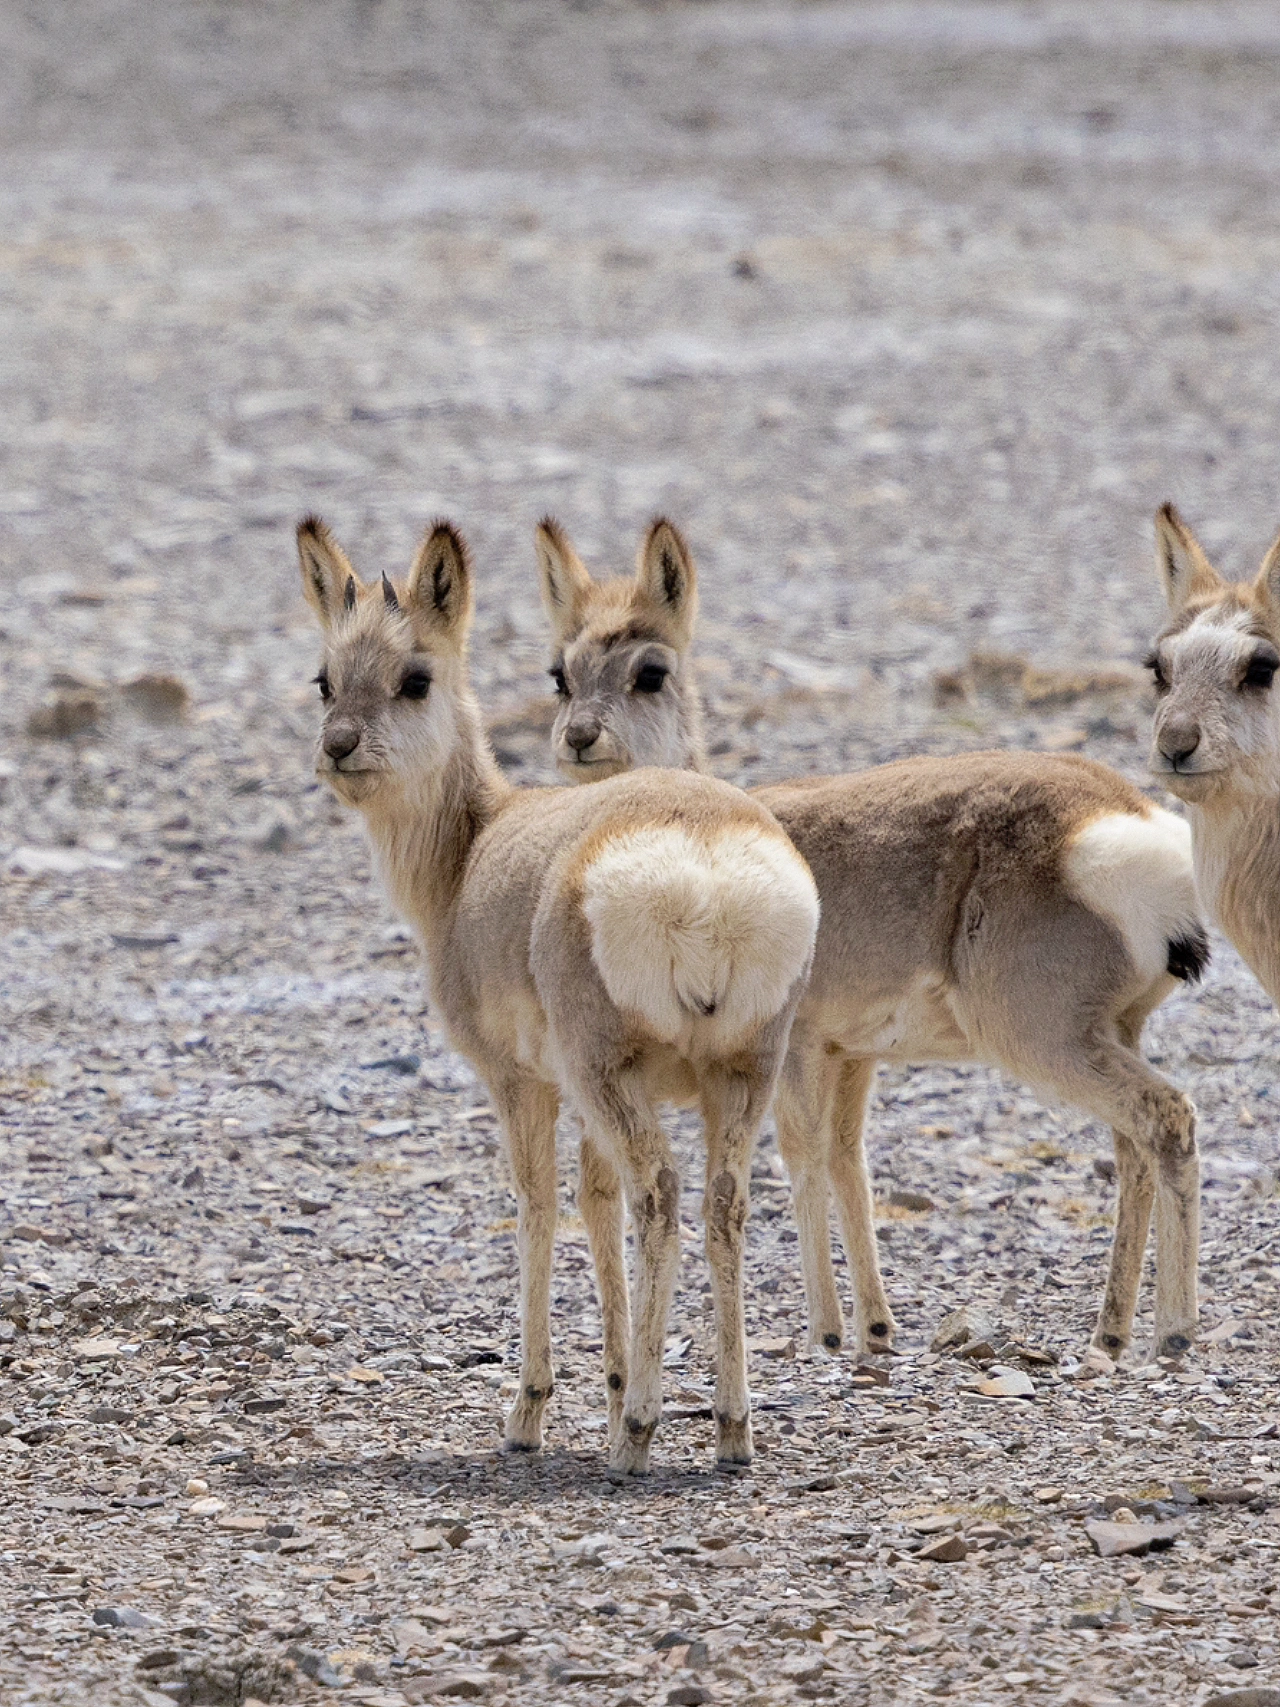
314,671 -> 332,702
1142,652 -> 1169,694
399,671 -> 431,700
550,666 -> 569,699
1243,653 -> 1278,690
634,664 -> 668,694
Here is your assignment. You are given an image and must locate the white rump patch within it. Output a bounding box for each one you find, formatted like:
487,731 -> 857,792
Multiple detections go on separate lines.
1062,808 -> 1201,985
582,824 -> 819,1045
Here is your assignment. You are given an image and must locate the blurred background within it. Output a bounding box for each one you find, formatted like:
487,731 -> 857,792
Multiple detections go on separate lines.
5,0 -> 1280,776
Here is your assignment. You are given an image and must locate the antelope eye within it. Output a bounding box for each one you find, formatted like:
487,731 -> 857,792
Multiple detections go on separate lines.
399,670 -> 431,700
1243,651 -> 1278,690
1142,651 -> 1169,694
314,671 -> 332,702
550,666 -> 569,698
634,663 -> 668,694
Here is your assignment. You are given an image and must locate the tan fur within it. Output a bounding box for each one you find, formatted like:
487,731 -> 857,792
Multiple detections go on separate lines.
537,518 -> 1209,1364
1147,503 -> 1280,1003
297,515 -> 818,1474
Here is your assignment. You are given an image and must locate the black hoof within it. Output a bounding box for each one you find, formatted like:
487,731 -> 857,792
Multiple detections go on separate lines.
823,1332 -> 842,1351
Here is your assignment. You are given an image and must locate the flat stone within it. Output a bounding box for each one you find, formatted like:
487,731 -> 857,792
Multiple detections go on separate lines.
1204,1692 -> 1280,1707
402,1671 -> 490,1700
1084,1519 -> 1182,1558
916,1535 -> 968,1564
216,1514 -> 268,1532
72,1337 -> 120,1362
409,1528 -> 446,1553
92,1607 -> 160,1630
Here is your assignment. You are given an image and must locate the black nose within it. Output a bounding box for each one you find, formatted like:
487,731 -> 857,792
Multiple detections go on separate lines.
566,720 -> 601,754
324,725 -> 360,763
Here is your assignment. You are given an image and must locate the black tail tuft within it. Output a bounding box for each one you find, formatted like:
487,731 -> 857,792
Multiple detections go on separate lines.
1167,924 -> 1210,983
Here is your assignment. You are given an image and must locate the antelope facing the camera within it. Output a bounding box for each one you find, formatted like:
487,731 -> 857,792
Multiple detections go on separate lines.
1148,503 -> 1280,1006
537,516 -> 1209,1364
297,515 -> 818,1473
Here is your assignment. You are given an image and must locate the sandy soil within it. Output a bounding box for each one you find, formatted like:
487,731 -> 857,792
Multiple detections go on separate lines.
1,4 -> 1279,1704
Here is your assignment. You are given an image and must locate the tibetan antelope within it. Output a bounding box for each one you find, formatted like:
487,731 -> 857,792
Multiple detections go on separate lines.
1148,503 -> 1280,1007
535,516 -> 1209,1364
297,516 -> 818,1473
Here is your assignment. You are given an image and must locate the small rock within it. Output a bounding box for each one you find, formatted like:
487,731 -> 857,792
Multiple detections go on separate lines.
1084,1519 -> 1182,1559
1033,1487 -> 1064,1504
89,1406 -> 134,1425
916,1535 -> 968,1564
977,1367 -> 1036,1399
1204,1691 -> 1280,1707
667,1689 -> 712,1707
659,1535 -> 701,1556
92,1607 -> 160,1630
27,690 -> 103,740
888,1189 -> 935,1212
188,1497 -> 226,1518
217,1514 -> 268,1532
361,1054 -> 422,1075
120,672 -> 190,723
185,1479 -> 209,1497
931,1306 -> 997,1353
333,1566 -> 374,1583
409,1528 -> 446,1552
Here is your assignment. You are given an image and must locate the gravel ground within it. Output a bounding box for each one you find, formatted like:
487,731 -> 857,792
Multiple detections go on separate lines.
2,4 -> 1280,1704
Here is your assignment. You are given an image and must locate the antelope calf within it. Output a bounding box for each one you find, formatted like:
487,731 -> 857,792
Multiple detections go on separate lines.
297,516 -> 818,1473
1148,503 -> 1280,1005
537,517 -> 1209,1364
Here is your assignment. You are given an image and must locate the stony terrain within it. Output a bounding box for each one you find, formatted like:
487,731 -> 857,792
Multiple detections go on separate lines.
2,3 -> 1280,1704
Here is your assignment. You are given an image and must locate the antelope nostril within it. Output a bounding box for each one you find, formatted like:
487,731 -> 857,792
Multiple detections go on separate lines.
1159,724 -> 1200,768
324,726 -> 360,762
566,722 -> 600,753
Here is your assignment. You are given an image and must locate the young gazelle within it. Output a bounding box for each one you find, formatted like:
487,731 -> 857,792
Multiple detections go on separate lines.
1148,503 -> 1280,1005
297,516 -> 818,1473
536,517 -> 1210,1365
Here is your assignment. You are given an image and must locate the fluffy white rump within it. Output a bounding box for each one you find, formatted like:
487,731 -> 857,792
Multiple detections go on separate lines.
582,824 -> 819,1044
1063,808 -> 1200,985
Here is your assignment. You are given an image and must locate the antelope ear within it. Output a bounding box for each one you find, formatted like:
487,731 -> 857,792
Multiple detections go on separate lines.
535,517 -> 595,644
1254,523 -> 1280,613
298,515 -> 359,626
405,519 -> 474,644
636,516 -> 697,646
1154,502 -> 1224,612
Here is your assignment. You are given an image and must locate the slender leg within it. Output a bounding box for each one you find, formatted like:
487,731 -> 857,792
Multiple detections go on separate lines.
577,1131 -> 629,1445
490,1074 -> 562,1452
1006,1030 -> 1198,1360
827,1055 -> 897,1354
1093,1128 -> 1155,1358
773,1048 -> 844,1352
570,1073 -> 680,1475
700,1065 -> 773,1465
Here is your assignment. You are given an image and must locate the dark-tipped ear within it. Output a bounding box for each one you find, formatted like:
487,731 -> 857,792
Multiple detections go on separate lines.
405,519 -> 473,644
636,517 -> 697,646
535,517 -> 594,644
1154,502 -> 1224,612
298,515 -> 358,626
1254,524 -> 1280,613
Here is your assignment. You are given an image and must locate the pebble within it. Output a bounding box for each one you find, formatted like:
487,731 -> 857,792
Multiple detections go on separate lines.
931,1306 -> 997,1353
188,1497 -> 226,1518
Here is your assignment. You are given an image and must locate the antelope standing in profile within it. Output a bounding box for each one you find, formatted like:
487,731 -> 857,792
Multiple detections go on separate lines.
297,516 -> 818,1473
536,516 -> 1209,1365
1148,503 -> 1280,1006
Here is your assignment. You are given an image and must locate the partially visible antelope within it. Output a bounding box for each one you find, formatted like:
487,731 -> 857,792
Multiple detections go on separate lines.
536,516 -> 1209,1365
1148,503 -> 1280,1006
297,515 -> 818,1473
